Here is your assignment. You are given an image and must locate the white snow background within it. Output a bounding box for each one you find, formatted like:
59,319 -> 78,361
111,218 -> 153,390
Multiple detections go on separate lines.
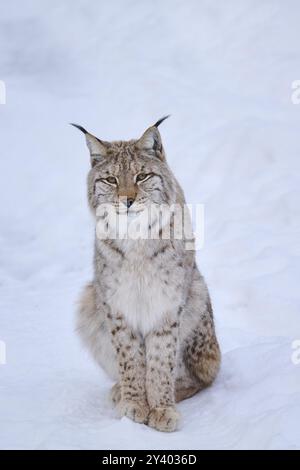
0,0 -> 300,450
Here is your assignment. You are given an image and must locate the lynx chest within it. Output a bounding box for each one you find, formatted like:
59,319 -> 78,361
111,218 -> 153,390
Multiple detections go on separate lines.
106,245 -> 183,336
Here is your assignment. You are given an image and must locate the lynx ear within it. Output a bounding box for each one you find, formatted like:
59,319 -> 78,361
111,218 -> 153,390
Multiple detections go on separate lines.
70,123 -> 107,167
137,115 -> 170,159
138,126 -> 161,151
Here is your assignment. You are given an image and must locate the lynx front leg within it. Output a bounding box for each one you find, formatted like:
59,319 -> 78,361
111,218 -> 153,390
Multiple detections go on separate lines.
108,313 -> 149,424
145,319 -> 180,432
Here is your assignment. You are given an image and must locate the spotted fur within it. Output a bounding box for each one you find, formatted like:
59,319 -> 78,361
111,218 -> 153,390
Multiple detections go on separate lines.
75,120 -> 220,432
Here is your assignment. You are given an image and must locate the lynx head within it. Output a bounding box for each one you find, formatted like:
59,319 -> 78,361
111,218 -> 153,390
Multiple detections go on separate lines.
71,117 -> 177,216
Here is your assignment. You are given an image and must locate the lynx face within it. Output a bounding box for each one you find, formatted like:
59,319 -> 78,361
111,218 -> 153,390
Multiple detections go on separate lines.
72,118 -> 177,239
89,142 -> 174,212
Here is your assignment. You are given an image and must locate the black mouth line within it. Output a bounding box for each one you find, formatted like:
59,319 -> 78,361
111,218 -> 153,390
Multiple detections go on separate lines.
115,209 -> 145,215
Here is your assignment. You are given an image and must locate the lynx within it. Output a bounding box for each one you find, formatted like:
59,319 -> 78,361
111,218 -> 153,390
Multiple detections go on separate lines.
73,117 -> 220,432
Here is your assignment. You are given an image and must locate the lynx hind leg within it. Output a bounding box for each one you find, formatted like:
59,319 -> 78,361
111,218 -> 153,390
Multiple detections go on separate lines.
176,337 -> 220,403
183,330 -> 220,392
177,292 -> 221,402
175,375 -> 202,403
77,283 -> 118,381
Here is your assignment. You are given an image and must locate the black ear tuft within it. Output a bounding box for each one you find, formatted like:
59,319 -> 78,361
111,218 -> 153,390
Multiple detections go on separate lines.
70,123 -> 88,134
154,115 -> 170,128
70,123 -> 105,145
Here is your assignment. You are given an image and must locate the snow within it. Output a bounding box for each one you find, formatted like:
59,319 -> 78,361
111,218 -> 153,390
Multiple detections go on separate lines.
0,0 -> 300,450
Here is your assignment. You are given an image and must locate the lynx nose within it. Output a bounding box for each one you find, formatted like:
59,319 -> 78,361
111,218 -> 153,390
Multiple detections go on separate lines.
119,196 -> 135,209
126,198 -> 134,208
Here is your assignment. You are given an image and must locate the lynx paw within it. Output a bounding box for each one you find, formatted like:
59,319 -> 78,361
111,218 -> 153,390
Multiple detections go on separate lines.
110,383 -> 121,405
148,406 -> 180,432
117,400 -> 149,424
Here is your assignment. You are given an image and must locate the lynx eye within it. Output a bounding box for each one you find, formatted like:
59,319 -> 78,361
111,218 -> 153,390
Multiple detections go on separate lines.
105,176 -> 118,185
136,173 -> 149,182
